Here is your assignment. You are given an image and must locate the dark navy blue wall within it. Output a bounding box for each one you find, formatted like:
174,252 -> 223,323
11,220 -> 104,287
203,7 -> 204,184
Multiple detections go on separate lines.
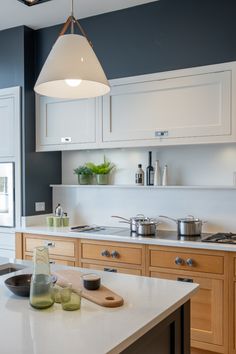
0,26 -> 61,217
22,27 -> 61,216
36,0 -> 236,79
0,27 -> 24,88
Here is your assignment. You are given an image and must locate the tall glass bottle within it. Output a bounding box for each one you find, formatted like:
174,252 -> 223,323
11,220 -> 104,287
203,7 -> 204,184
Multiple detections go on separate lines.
146,151 -> 154,185
30,246 -> 54,309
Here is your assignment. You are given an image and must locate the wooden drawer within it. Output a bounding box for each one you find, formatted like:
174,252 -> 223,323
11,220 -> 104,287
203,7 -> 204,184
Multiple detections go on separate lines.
81,240 -> 143,265
24,234 -> 75,258
25,254 -> 75,267
81,262 -> 142,276
149,248 -> 224,275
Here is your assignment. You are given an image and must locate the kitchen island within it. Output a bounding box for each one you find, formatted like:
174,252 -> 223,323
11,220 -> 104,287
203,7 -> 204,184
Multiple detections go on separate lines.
0,257 -> 198,354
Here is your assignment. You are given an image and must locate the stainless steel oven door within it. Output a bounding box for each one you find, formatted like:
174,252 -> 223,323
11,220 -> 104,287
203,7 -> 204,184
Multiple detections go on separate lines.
0,162 -> 14,227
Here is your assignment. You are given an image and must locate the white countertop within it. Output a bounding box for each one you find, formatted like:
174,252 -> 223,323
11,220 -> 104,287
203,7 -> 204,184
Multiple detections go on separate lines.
17,225 -> 236,252
0,258 -> 198,354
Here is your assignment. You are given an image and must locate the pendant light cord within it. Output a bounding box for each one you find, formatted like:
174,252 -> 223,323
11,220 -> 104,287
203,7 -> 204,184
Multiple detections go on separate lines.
71,0 -> 74,33
59,0 -> 93,47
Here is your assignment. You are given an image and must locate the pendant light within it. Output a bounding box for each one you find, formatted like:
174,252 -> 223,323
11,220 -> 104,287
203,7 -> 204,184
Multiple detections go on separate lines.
34,0 -> 110,99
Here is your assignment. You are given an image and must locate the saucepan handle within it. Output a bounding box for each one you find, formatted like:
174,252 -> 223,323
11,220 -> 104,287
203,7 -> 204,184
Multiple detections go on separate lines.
158,215 -> 177,223
111,215 -> 129,222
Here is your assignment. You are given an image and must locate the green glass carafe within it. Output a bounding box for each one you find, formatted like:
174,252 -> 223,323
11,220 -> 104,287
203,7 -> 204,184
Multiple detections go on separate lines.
30,246 -> 54,309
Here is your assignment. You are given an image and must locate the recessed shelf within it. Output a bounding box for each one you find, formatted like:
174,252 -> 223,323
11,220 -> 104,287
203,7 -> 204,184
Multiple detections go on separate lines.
50,184 -> 236,190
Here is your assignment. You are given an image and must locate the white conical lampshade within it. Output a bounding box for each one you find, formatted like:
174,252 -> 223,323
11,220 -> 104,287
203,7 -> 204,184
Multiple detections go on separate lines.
34,34 -> 110,99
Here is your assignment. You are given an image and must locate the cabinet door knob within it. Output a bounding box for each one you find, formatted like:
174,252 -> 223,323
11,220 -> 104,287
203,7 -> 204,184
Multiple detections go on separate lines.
186,258 -> 194,267
101,250 -> 110,257
111,251 -> 119,259
175,257 -> 184,265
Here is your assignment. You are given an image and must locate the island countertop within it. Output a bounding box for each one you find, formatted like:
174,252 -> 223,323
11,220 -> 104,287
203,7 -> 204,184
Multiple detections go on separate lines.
0,258 -> 198,354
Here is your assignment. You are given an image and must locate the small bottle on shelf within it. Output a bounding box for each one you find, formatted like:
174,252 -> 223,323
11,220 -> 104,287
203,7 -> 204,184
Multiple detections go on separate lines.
154,160 -> 161,186
146,151 -> 154,186
162,164 -> 168,186
135,164 -> 144,186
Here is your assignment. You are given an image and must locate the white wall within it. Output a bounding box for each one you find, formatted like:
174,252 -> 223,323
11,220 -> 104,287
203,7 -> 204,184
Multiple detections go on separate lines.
62,144 -> 236,186
53,143 -> 236,232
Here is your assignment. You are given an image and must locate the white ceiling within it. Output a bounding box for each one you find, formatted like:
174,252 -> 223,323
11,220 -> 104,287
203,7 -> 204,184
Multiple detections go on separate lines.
0,0 -> 157,31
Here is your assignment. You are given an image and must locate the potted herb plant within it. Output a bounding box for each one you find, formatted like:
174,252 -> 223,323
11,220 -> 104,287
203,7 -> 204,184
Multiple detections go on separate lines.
73,166 -> 93,185
86,157 -> 115,185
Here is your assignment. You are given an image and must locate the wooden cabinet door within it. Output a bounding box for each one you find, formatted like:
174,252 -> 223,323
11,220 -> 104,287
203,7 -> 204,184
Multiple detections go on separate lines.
36,95 -> 100,151
102,68 -> 231,144
0,87 -> 20,157
151,271 -> 224,347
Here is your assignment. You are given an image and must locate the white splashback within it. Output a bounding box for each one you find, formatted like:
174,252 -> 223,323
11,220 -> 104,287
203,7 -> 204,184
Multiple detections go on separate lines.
56,144 -> 236,232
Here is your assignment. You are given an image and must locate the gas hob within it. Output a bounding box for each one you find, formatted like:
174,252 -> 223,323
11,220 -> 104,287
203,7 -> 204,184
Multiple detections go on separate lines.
201,232 -> 236,244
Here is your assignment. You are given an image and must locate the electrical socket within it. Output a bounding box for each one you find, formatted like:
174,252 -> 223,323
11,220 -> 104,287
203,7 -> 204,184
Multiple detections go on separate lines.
35,202 -> 45,212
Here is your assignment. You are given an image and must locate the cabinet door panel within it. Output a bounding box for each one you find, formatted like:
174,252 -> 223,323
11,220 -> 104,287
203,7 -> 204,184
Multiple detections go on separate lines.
151,271 -> 224,346
103,71 -> 231,142
0,88 -> 20,157
37,96 -> 97,147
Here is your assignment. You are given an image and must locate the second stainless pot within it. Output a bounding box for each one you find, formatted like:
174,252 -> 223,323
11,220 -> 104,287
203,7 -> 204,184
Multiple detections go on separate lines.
136,221 -> 157,236
159,215 -> 205,236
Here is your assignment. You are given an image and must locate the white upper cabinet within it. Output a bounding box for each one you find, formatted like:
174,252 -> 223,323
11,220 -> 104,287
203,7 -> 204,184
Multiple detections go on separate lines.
36,96 -> 101,151
0,87 -> 20,157
102,61 -> 236,148
36,61 -> 236,151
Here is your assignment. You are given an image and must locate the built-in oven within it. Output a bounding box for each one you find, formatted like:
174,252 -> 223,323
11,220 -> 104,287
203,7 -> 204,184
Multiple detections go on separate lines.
0,162 -> 14,227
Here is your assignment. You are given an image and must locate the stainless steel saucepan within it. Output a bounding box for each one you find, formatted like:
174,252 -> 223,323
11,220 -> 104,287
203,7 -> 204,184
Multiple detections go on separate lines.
111,214 -> 148,233
111,215 -> 160,236
135,220 -> 159,236
159,215 -> 206,236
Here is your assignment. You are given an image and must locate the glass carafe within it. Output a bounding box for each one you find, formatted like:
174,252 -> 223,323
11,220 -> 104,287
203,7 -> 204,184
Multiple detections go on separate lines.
30,246 -> 54,309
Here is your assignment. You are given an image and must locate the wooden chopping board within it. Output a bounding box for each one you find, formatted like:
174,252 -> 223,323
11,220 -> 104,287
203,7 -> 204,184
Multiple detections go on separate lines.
53,269 -> 124,308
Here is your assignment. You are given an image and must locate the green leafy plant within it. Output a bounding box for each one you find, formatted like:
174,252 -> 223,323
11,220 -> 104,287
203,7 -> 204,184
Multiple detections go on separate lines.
86,157 -> 115,175
73,166 -> 93,176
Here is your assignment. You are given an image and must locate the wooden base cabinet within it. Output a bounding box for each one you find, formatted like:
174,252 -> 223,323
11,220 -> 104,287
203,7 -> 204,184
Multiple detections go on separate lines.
148,246 -> 229,354
16,232 -> 235,353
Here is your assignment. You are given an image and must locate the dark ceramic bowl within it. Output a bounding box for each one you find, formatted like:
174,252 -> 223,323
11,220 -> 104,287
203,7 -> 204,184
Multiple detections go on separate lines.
4,274 -> 57,297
